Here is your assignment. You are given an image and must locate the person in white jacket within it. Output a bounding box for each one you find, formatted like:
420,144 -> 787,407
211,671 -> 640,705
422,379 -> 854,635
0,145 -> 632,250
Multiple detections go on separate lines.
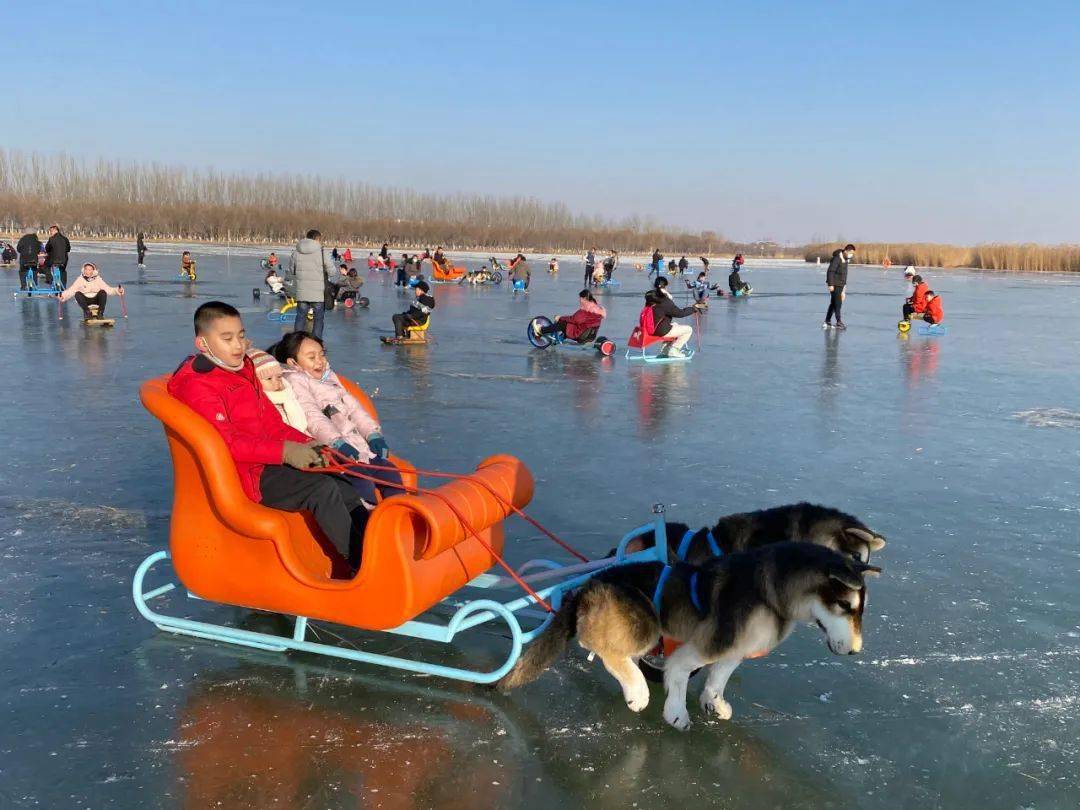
60,263 -> 124,319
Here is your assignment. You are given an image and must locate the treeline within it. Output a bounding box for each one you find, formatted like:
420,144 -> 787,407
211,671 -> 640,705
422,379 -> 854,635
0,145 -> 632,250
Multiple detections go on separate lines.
0,149 -> 790,256
804,242 -> 1080,273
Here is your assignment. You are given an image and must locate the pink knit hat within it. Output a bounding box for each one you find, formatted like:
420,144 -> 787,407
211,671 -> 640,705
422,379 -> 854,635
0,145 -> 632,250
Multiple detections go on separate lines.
247,349 -> 280,373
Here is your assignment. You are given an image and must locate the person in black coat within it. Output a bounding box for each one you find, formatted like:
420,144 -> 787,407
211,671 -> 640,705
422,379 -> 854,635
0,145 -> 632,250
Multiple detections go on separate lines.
137,232 -> 147,266
824,244 -> 855,330
16,231 -> 42,289
45,225 -> 71,287
644,277 -> 704,357
649,248 -> 664,278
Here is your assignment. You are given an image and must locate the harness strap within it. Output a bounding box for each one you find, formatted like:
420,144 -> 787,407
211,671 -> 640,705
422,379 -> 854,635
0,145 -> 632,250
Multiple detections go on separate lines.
654,566 -> 706,614
675,529 -> 695,561
689,571 -> 704,614
675,528 -> 722,561
652,565 -> 673,611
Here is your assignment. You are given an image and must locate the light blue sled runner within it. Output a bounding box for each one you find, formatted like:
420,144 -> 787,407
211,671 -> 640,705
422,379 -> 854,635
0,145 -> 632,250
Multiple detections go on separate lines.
13,268 -> 64,298
133,508 -> 673,684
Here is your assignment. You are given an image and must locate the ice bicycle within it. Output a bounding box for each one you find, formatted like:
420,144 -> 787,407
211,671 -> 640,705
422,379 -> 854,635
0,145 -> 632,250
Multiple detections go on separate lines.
526,315 -> 617,357
133,373 -> 671,683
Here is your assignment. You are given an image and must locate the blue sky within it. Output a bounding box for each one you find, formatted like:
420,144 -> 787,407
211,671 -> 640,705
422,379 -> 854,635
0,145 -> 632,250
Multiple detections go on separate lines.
10,0 -> 1080,244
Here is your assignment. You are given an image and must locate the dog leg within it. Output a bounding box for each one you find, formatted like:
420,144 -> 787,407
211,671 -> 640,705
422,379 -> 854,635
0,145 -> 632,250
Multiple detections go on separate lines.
699,658 -> 740,720
598,654 -> 651,712
662,645 -> 707,731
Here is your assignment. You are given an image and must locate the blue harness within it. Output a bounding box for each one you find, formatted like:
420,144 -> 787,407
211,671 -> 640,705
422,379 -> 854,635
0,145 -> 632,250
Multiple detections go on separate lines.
652,528 -> 721,614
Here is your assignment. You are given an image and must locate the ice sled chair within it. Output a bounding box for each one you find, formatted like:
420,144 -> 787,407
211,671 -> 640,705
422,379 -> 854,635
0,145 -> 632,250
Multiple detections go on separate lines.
625,308 -> 694,362
133,373 -> 538,682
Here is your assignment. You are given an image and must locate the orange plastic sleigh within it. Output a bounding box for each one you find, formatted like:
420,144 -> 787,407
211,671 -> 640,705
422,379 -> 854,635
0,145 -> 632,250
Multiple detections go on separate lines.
133,373 -> 669,683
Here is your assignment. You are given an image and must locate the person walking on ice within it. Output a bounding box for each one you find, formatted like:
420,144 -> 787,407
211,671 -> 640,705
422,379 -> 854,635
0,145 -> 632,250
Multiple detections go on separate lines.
823,244 -> 855,330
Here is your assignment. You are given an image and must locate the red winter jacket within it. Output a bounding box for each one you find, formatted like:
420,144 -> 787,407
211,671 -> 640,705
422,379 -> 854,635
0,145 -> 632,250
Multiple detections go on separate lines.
925,296 -> 943,324
167,354 -> 310,502
559,300 -> 606,340
909,282 -> 929,313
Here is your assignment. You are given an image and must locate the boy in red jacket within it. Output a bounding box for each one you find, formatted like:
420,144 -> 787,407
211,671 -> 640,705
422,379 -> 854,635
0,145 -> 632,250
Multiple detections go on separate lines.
167,301 -> 368,574
924,291 -> 944,325
902,274 -> 929,321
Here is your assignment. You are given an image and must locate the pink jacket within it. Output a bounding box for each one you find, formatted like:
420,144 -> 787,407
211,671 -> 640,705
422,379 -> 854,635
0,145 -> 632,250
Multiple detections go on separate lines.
283,368 -> 381,460
579,300 -> 606,318
61,272 -> 120,302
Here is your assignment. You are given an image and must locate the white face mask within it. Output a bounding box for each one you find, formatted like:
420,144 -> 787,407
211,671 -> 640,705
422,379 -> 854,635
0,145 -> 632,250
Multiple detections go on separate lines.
200,340 -> 244,372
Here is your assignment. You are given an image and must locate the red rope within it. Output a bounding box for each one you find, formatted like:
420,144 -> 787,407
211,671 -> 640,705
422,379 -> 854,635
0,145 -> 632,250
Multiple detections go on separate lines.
389,465 -> 589,563
327,449 -> 590,563
310,450 -> 556,612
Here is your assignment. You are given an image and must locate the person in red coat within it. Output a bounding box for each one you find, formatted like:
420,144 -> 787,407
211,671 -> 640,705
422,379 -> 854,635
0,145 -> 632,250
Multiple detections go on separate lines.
924,291 -> 944,324
167,301 -> 368,574
532,289 -> 607,342
903,275 -> 930,321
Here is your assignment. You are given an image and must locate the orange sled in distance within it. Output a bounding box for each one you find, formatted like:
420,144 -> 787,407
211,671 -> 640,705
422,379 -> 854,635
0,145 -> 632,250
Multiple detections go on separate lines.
430,259 -> 466,281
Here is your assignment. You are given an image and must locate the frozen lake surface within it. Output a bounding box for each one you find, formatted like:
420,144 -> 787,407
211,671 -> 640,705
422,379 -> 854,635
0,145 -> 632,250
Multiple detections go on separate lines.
2,248 -> 1079,808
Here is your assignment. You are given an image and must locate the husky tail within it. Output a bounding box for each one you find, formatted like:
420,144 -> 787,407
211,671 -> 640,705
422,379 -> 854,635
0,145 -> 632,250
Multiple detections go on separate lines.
496,591 -> 581,692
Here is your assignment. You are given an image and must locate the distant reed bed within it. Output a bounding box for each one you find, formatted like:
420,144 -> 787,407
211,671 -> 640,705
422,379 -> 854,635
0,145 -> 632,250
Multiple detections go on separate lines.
804,242 -> 1080,273
0,148 -> 793,256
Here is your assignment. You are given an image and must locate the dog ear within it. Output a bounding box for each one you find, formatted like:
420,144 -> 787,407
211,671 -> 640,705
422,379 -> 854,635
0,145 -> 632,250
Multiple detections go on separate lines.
845,526 -> 886,551
828,569 -> 864,590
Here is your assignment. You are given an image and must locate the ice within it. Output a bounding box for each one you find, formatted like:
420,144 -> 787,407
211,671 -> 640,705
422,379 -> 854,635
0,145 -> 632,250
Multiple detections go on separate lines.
2,248 -> 1079,807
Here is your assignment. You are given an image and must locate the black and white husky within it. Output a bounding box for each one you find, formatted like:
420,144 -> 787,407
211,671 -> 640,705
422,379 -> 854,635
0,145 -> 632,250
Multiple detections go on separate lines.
618,502 -> 887,564
498,543 -> 882,731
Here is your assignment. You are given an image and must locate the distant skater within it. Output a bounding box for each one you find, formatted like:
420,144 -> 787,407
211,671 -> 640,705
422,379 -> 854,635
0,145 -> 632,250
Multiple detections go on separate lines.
823,244 -> 855,330
137,232 -> 147,266
583,247 -> 596,287
649,248 -> 663,279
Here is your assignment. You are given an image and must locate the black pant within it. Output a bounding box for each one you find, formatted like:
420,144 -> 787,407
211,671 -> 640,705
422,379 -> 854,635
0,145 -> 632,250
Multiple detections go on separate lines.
392,312 -> 423,338
540,320 -> 568,337
825,286 -> 844,323
584,265 -> 594,286
259,465 -> 368,570
902,303 -> 925,321
340,453 -> 404,503
138,248 -> 146,264
75,291 -> 107,318
19,263 -> 35,289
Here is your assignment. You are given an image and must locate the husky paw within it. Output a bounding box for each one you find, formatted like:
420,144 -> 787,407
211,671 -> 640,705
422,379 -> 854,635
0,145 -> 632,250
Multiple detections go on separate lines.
663,703 -> 692,731
625,681 -> 650,712
700,692 -> 733,720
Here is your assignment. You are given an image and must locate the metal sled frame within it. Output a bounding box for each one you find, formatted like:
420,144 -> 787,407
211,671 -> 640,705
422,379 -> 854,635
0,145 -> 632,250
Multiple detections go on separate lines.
133,511 -> 670,684
625,338 -> 695,363
267,297 -> 304,323
916,323 -> 947,336
13,267 -> 63,298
